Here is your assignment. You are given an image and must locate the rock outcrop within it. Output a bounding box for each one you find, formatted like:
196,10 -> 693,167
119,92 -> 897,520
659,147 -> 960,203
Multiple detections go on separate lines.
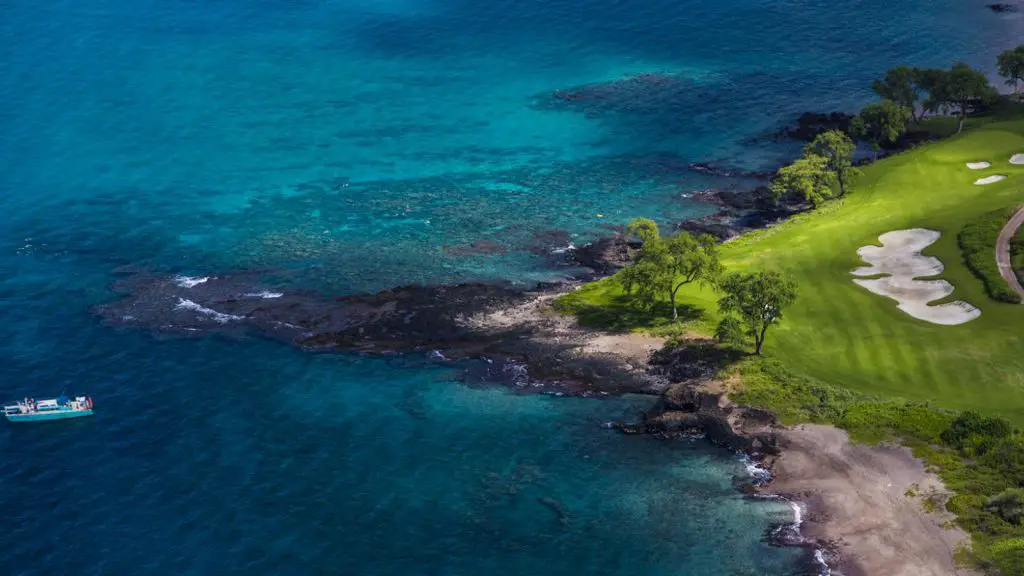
568,236 -> 640,274
642,381 -> 780,454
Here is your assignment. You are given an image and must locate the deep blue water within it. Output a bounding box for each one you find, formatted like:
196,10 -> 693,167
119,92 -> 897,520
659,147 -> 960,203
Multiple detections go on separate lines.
0,0 -> 1018,573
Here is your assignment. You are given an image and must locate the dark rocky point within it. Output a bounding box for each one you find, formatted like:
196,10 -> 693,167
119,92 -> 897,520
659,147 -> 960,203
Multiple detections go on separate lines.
567,236 -> 640,274
777,112 -> 854,141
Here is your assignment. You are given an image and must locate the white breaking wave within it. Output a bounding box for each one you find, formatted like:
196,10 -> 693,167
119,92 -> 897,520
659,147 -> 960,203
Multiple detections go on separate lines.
789,499 -> 803,528
174,275 -> 209,288
175,298 -> 244,324
551,243 -> 576,254
245,291 -> 283,299
740,453 -> 772,485
813,549 -> 831,576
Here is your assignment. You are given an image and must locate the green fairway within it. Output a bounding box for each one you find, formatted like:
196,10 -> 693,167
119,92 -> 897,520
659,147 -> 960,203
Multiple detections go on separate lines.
567,116 -> 1024,420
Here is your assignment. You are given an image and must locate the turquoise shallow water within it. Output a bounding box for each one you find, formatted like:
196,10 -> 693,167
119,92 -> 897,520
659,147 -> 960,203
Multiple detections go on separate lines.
0,0 -> 1018,573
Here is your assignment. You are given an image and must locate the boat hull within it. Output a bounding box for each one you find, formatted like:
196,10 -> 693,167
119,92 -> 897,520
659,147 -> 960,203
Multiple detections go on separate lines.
5,409 -> 94,422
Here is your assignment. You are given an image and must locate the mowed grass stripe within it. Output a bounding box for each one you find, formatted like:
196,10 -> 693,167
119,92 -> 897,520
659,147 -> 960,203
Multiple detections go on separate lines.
709,116 -> 1024,420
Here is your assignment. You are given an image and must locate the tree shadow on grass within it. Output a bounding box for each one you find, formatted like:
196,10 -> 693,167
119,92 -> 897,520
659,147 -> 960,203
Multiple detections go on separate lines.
571,294 -> 705,332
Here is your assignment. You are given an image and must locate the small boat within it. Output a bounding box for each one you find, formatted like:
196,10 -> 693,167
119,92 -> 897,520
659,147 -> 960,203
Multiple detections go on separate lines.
3,395 -> 94,422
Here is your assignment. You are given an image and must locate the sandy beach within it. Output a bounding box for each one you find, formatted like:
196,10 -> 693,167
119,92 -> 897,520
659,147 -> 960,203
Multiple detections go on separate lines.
768,424 -> 974,576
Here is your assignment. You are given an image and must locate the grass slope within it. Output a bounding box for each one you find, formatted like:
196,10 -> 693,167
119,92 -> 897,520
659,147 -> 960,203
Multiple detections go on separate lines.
564,116 -> 1024,421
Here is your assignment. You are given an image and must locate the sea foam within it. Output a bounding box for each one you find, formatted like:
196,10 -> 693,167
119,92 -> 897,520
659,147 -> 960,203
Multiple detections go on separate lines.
174,275 -> 210,288
175,298 -> 244,323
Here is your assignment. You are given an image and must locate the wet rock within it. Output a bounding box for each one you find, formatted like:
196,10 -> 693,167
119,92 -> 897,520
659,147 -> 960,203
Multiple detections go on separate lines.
778,112 -> 854,141
96,272 -> 658,396
687,162 -> 773,180
95,272 -> 530,356
642,382 -> 780,454
676,217 -> 740,242
568,236 -> 640,274
688,185 -> 777,212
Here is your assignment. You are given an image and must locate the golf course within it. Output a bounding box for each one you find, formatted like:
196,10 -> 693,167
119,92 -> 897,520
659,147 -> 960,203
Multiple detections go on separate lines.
564,112 -> 1024,421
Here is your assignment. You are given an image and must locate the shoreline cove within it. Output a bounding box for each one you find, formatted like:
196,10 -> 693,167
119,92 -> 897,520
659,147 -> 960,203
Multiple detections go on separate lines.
97,256 -> 969,574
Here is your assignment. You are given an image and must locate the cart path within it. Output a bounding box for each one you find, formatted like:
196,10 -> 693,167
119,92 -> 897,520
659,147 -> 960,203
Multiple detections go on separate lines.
996,206 -> 1024,302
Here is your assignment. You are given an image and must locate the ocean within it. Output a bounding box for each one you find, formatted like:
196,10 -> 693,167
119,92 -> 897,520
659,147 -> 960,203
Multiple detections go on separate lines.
0,0 -> 1017,573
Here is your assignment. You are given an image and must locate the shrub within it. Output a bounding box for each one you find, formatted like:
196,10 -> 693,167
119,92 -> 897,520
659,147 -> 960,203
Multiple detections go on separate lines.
981,436 -> 1024,481
988,489 -> 1024,525
940,410 -> 1014,456
959,208 -> 1022,304
714,316 -> 744,345
990,538 -> 1024,575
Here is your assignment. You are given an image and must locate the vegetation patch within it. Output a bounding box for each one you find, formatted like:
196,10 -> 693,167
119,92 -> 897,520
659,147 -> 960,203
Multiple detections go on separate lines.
727,355 -> 1024,572
958,207 -> 1021,304
1012,227 -> 1024,287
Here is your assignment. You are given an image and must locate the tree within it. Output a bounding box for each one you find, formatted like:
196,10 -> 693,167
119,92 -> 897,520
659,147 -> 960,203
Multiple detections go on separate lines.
850,100 -> 911,151
804,130 -> 858,197
620,218 -> 722,320
769,154 -> 834,208
997,45 -> 1024,94
872,66 -> 920,121
911,67 -> 947,118
925,63 -> 998,134
716,271 -> 798,355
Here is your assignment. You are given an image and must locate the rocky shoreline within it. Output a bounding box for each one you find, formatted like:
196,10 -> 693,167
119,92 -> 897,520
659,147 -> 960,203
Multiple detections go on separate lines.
94,155 -> 966,574
93,269 -> 867,575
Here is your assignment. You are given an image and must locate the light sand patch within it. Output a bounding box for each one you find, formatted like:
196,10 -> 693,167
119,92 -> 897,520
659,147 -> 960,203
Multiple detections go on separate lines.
975,174 -> 1007,185
966,161 -> 990,169
851,229 -> 980,325
1011,154 -> 1024,165
770,425 -> 972,576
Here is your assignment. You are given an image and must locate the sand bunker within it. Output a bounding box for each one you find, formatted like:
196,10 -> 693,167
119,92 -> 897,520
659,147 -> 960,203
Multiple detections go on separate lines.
1011,154 -> 1024,165
966,161 -> 990,169
975,175 -> 1007,185
851,229 -> 980,325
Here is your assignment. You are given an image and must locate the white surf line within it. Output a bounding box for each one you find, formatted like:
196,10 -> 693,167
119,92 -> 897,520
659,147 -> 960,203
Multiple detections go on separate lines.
851,229 -> 980,325
174,275 -> 210,288
175,298 -> 244,323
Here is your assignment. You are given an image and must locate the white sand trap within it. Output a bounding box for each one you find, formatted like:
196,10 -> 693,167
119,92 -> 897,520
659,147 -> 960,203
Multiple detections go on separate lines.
1011,154 -> 1024,165
975,175 -> 1007,185
851,229 -> 980,325
966,161 -> 990,170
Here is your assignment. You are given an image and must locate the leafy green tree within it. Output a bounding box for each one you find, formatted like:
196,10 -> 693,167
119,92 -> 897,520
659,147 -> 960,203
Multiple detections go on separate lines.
997,45 -> 1024,94
717,271 -> 798,355
872,66 -> 920,121
804,130 -> 858,197
924,63 -> 998,134
911,67 -> 947,118
850,100 -> 911,151
769,154 -> 834,208
620,218 -> 722,320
